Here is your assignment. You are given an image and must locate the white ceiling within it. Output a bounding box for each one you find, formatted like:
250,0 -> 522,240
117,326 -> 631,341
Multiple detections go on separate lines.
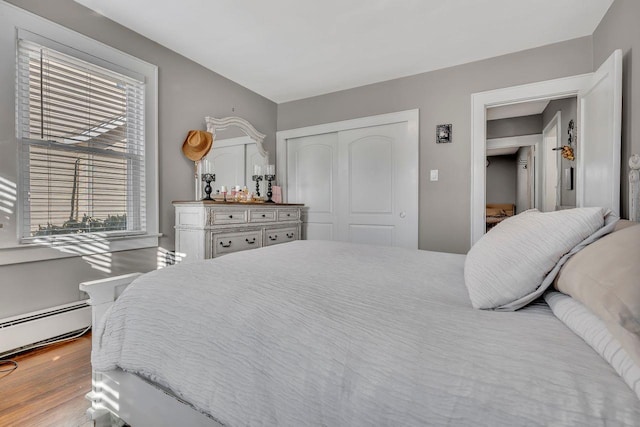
486,100 -> 551,121
487,147 -> 519,157
74,0 -> 613,103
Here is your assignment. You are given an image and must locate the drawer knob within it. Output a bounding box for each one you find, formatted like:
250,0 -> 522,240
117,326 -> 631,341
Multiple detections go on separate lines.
261,214 -> 266,218
228,215 -> 233,219
245,237 -> 256,244
287,213 -> 291,217
286,233 -> 294,239
269,235 -> 278,241
219,240 -> 232,248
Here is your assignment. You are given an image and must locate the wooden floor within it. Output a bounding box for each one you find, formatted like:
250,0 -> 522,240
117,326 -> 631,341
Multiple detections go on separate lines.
0,332 -> 92,427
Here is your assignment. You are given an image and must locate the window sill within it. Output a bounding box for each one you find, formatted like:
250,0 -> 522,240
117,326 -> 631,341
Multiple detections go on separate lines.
0,233 -> 161,266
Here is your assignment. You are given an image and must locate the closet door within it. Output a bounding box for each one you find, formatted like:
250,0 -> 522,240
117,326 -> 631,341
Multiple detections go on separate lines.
338,123 -> 417,248
285,120 -> 418,249
286,133 -> 339,240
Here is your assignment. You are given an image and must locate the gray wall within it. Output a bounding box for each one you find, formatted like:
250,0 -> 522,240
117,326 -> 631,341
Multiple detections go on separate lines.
486,115 -> 542,139
486,115 -> 541,214
278,37 -> 593,253
593,0 -> 640,218
0,0 -> 276,318
542,97 -> 577,208
486,155 -> 517,205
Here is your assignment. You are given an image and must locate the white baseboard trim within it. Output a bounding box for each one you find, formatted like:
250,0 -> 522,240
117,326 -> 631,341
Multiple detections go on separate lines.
0,300 -> 91,356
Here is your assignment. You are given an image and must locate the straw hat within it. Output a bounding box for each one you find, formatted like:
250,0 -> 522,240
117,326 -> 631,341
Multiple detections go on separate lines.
181,130 -> 213,161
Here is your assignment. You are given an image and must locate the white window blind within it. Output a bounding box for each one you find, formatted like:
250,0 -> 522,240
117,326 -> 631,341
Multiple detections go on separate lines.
16,39 -> 146,240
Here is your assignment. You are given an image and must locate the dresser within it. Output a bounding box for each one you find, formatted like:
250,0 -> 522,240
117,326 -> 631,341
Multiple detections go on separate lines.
173,201 -> 303,262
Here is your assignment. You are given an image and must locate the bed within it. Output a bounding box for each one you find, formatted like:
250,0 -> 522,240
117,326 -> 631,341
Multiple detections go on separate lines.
81,156 -> 640,427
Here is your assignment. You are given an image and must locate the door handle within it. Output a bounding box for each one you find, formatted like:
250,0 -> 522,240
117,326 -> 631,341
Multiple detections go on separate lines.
399,211 -> 406,218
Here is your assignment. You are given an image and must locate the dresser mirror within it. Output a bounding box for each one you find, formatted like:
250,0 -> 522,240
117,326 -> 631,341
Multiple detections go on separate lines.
200,116 -> 268,198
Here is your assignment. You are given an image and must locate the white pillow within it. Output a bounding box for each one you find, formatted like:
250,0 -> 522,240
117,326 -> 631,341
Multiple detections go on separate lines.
464,207 -> 613,311
545,291 -> 640,400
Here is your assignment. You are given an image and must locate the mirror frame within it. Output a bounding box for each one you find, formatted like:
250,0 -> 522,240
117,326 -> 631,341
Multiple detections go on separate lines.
205,116 -> 268,159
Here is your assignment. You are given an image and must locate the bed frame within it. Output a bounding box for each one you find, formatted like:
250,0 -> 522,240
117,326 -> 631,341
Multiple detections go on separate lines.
79,273 -> 223,427
80,155 -> 640,426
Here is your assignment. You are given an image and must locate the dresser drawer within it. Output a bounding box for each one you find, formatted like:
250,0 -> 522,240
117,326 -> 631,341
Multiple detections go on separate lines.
210,209 -> 247,225
277,209 -> 299,221
175,202 -> 303,261
212,230 -> 262,256
264,227 -> 298,246
249,209 -> 276,223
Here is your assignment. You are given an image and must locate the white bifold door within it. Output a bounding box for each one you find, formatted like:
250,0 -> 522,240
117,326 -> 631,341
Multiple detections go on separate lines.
285,120 -> 418,248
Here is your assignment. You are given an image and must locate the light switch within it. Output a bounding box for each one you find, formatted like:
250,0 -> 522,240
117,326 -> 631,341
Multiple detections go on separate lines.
430,169 -> 439,181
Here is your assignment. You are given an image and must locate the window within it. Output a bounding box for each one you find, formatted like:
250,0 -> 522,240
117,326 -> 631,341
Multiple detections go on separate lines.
16,38 -> 146,241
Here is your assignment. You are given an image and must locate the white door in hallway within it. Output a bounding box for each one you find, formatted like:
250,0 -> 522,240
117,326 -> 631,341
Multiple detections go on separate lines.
578,49 -> 622,216
286,120 -> 418,249
541,115 -> 560,212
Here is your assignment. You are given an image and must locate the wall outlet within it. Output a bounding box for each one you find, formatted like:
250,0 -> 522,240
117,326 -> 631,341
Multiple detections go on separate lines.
430,169 -> 439,181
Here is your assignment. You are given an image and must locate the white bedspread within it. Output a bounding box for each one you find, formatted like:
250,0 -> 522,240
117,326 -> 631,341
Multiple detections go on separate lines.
94,241 -> 640,426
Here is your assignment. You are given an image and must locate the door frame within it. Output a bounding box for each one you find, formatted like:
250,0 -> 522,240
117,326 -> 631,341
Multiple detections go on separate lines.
470,74 -> 592,245
276,109 -> 419,245
486,134 -> 542,212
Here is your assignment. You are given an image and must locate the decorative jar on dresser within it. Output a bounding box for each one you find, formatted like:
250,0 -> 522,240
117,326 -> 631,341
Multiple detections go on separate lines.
173,201 -> 303,262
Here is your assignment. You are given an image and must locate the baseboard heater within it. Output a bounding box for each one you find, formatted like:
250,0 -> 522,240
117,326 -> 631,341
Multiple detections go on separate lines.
0,300 -> 91,357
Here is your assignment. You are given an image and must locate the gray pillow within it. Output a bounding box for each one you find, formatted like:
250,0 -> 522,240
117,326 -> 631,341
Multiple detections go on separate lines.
554,221 -> 640,367
464,207 -> 615,311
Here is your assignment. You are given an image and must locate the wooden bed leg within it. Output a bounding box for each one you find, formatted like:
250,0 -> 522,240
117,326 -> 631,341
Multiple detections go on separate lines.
91,411 -> 119,427
92,411 -> 125,427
